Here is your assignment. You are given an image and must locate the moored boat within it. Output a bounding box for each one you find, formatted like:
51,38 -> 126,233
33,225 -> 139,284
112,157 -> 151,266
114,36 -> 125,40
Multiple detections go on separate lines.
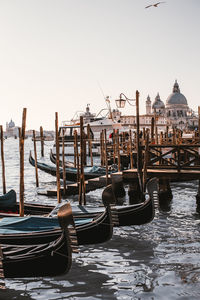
29,151 -> 115,182
0,203 -> 77,278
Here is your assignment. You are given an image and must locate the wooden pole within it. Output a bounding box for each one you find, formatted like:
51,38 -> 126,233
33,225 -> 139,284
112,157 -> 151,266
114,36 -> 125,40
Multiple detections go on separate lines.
136,90 -> 143,194
55,112 -> 61,203
79,116 -> 86,205
122,132 -> 126,153
143,129 -> 149,192
100,131 -> 103,166
173,128 -> 176,144
166,125 -> 169,144
62,128 -> 66,196
87,124 -> 93,166
0,126 -> 6,194
129,129 -> 133,169
32,130 -> 39,187
151,117 -> 155,144
40,126 -> 44,157
104,129 -> 109,186
155,126 -> 158,145
19,108 -> 27,217
113,129 -> 116,164
116,129 -> 121,171
198,106 -> 200,142
100,130 -> 105,166
143,127 -> 146,145
74,129 -> 77,168
74,130 -> 80,183
83,131 -> 87,166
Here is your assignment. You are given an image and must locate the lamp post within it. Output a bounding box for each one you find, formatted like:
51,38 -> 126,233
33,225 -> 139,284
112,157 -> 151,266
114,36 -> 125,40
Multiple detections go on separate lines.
115,90 -> 143,193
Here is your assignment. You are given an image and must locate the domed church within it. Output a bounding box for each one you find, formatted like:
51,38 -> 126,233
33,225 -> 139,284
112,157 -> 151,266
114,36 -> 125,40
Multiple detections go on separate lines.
146,80 -> 198,131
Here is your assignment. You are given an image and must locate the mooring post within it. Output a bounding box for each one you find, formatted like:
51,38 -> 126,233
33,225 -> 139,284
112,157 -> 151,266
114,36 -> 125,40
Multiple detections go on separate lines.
143,129 -> 149,192
32,130 -> 39,187
196,179 -> 200,211
198,106 -> 200,142
73,129 -> 77,168
113,129 -> 116,164
40,126 -> 44,157
104,129 -> 109,186
0,126 -> 5,194
79,116 -> 86,205
136,90 -> 143,195
0,126 -> 6,194
129,129 -> 133,169
83,131 -> 87,166
158,178 -> 173,203
151,117 -> 155,144
143,128 -> 146,145
100,131 -> 104,166
55,112 -> 61,203
116,129 -> 121,171
19,108 -> 27,217
166,125 -> 169,144
87,124 -> 93,166
62,128 -> 66,196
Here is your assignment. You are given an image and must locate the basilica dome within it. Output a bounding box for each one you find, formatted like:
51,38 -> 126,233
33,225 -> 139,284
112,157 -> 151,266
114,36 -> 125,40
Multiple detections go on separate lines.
166,80 -> 188,106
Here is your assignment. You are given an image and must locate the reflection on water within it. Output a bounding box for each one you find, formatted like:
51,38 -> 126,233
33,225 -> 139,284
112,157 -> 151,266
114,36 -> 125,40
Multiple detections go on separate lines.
1,139 -> 200,299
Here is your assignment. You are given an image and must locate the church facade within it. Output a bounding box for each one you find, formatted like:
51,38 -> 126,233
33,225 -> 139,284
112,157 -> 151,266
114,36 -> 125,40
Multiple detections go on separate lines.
5,119 -> 19,138
120,80 -> 198,132
150,80 -> 198,131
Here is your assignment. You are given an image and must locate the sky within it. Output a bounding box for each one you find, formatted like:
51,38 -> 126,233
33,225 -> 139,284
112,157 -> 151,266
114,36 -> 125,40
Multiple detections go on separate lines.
0,0 -> 199,130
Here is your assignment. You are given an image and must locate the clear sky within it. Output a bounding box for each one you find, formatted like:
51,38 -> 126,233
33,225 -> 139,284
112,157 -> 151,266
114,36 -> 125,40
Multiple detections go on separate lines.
0,0 -> 199,130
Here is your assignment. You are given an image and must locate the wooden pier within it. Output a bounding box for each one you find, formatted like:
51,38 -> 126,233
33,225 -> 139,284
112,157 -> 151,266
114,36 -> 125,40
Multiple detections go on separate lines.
37,174 -> 112,196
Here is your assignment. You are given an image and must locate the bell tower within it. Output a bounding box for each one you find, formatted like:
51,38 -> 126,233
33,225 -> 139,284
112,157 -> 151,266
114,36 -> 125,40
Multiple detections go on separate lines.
146,95 -> 151,115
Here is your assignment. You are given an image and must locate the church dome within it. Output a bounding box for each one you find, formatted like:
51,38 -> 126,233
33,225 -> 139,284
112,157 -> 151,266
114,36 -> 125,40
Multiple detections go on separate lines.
152,93 -> 165,109
166,80 -> 188,105
8,119 -> 15,128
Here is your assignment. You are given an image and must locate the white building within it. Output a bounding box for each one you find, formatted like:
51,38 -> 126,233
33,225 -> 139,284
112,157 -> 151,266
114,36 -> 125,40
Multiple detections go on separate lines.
120,80 -> 198,132
5,119 -> 19,138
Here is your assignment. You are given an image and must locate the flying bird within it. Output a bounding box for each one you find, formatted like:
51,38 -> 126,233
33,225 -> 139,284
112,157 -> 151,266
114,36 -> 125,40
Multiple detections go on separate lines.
145,2 -> 165,9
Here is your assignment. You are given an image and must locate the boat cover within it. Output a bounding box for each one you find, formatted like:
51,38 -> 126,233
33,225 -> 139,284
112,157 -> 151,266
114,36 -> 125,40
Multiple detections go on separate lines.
0,216 -> 93,234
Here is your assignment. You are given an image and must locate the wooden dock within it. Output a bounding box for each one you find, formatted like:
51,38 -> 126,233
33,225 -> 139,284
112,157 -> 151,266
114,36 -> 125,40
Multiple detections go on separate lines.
122,168 -> 200,181
37,174 -> 112,197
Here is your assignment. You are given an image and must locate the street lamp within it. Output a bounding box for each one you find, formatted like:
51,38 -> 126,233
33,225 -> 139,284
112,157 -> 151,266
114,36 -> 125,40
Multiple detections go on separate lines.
115,90 -> 143,194
115,93 -> 136,109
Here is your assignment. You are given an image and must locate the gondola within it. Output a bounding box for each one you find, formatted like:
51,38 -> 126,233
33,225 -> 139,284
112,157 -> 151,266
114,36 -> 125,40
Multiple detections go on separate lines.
29,151 -> 117,182
0,203 -> 77,278
50,149 -> 74,168
50,178 -> 158,227
0,178 -> 157,228
102,177 -> 158,226
0,189 -> 54,216
0,191 -> 116,245
0,190 -> 17,209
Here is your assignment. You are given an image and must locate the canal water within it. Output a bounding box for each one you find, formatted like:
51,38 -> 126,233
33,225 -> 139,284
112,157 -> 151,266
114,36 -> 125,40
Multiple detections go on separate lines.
0,138 -> 200,300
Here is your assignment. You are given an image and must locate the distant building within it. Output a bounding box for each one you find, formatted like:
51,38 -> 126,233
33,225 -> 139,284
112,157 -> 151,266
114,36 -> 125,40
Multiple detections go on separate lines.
120,80 -> 198,132
5,119 -> 19,138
